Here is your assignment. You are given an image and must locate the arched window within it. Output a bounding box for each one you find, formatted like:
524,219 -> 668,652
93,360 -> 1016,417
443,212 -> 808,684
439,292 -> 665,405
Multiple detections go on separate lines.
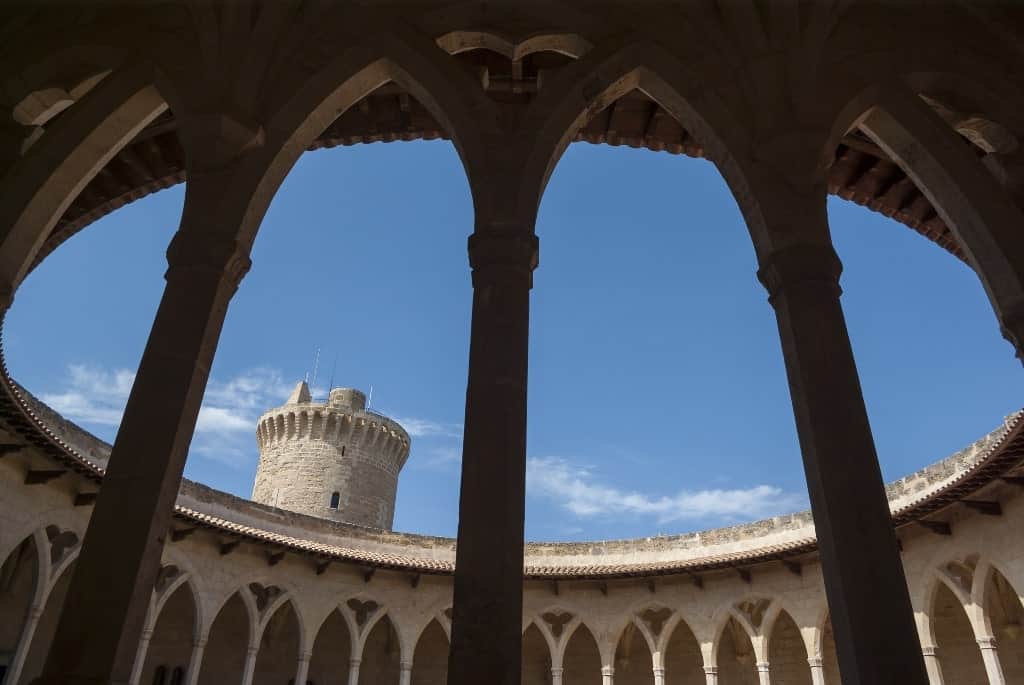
152,665 -> 167,685
329,492 -> 340,509
341,446 -> 346,456
169,667 -> 184,685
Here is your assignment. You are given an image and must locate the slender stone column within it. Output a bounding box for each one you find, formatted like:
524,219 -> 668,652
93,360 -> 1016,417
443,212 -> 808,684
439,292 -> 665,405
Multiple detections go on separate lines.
184,638 -> 206,685
703,665 -> 718,685
347,658 -> 361,685
241,645 -> 259,685
447,231 -> 538,685
128,629 -> 153,685
921,646 -> 944,685
808,657 -> 825,685
31,223 -> 250,685
399,661 -> 413,685
653,665 -> 665,685
758,242 -> 928,685
551,667 -> 564,685
6,605 -> 43,685
977,637 -> 1007,685
295,651 -> 312,685
757,661 -> 771,685
601,665 -> 615,685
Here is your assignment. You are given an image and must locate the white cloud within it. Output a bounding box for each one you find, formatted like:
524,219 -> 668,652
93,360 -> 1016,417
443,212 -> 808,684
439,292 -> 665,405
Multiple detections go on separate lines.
527,456 -> 801,524
390,415 -> 463,439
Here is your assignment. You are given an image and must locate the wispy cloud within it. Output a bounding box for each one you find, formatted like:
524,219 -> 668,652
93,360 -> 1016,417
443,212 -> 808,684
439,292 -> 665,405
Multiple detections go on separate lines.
41,364 -> 292,468
527,456 -> 801,524
390,415 -> 463,440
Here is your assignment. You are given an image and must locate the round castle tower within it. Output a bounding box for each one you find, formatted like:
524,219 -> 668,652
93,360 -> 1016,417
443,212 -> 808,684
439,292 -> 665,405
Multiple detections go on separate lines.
252,381 -> 411,530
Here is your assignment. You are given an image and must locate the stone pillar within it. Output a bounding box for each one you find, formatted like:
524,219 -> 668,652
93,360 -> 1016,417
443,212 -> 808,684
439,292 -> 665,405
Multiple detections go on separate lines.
758,242 -> 928,685
977,637 -> 1007,685
601,665 -> 615,685
241,645 -> 259,685
31,224 -> 250,685
399,661 -> 413,685
128,629 -> 153,685
808,657 -> 825,685
295,651 -> 312,685
703,665 -> 718,685
551,667 -> 564,685
184,638 -> 206,685
447,231 -> 538,685
921,646 -> 944,685
653,665 -> 665,685
757,661 -> 771,685
347,658 -> 361,685
6,605 -> 43,685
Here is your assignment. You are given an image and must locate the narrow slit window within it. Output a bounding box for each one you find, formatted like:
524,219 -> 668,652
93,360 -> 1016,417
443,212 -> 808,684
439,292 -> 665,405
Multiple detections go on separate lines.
329,491 -> 340,509
341,445 -> 346,456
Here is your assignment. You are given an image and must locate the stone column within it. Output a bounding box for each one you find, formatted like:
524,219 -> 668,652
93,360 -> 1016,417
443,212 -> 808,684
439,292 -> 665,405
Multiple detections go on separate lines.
399,660 -> 413,685
128,629 -> 153,685
921,646 -> 944,685
601,664 -> 615,685
447,231 -> 538,685
653,665 -> 665,685
703,665 -> 718,685
807,657 -> 825,685
551,667 -> 564,685
183,638 -> 206,685
977,637 -> 1007,685
6,605 -> 43,685
31,222 -> 250,685
347,657 -> 361,685
757,661 -> 771,685
758,242 -> 928,685
295,651 -> 312,685
241,645 -> 259,685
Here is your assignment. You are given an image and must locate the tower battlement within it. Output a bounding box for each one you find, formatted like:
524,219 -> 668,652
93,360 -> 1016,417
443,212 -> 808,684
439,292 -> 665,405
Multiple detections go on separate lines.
252,381 -> 411,530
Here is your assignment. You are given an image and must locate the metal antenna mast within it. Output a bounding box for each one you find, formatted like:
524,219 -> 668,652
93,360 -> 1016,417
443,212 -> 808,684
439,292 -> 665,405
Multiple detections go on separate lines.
310,347 -> 321,397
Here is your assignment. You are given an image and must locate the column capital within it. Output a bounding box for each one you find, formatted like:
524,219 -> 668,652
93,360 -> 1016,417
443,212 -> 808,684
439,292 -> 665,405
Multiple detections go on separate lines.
400,661 -> 413,672
652,667 -> 665,675
192,638 -> 208,649
165,230 -> 252,289
756,244 -> 842,304
298,651 -> 312,662
468,231 -> 539,288
601,665 -> 615,676
704,666 -> 719,675
757,661 -> 770,672
921,645 -> 938,657
550,667 -> 564,676
349,658 -> 362,667
807,656 -> 823,667
977,636 -> 998,649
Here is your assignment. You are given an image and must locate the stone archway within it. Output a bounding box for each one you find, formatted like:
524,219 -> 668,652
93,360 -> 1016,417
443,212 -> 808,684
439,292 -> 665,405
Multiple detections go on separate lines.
821,617 -> 839,684
358,615 -> 400,685
17,559 -> 74,685
253,600 -> 300,685
0,536 -> 37,682
139,582 -> 196,685
768,611 -> 811,685
411,619 -> 448,685
984,567 -> 1024,683
562,623 -> 600,685
716,617 -> 757,685
198,593 -> 250,685
933,581 -> 986,683
614,622 -> 652,685
663,617 -> 703,685
308,609 -> 352,685
521,623 -> 551,685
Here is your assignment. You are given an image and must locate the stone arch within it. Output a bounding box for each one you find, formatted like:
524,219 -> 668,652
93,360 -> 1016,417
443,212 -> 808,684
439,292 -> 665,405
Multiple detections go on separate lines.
253,598 -> 301,685
931,576 -> 987,684
767,610 -> 811,685
435,31 -> 592,60
358,613 -> 400,685
0,535 -> 39,684
713,616 -> 758,685
522,622 -> 552,685
308,608 -> 353,685
614,621 -> 653,684
561,622 -> 600,685
197,591 -> 253,685
16,558 -> 75,685
0,61 -> 168,296
819,616 -> 840,685
411,618 -> 448,685
237,27 -> 490,253
981,563 -> 1024,683
662,615 -> 704,685
138,579 -> 197,685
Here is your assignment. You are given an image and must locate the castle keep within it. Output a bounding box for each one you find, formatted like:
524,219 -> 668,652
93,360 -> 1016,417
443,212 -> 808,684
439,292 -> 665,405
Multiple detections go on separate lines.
252,382 -> 410,530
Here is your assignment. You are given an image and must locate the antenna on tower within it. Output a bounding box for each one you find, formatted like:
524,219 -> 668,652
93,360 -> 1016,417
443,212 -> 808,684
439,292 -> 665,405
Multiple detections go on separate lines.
367,384 -> 374,410
310,347 -> 321,397
326,353 -> 338,396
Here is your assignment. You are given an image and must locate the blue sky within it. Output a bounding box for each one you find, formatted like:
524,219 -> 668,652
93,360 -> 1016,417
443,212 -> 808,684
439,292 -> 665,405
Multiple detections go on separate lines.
6,140 -> 1021,541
